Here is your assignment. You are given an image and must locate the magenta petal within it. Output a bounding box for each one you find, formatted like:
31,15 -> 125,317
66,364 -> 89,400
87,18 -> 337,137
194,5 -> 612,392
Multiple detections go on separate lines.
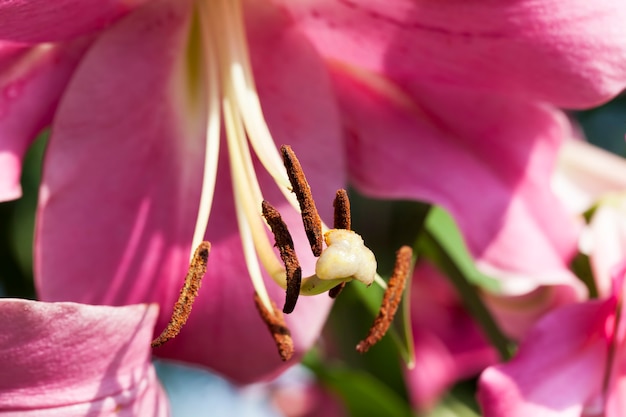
283,0 -> 626,108
0,0 -> 151,43
36,0 -> 343,383
478,299 -> 613,416
0,299 -> 167,416
334,74 -> 581,293
0,40 -> 88,202
483,284 -> 581,341
37,0 -> 200,305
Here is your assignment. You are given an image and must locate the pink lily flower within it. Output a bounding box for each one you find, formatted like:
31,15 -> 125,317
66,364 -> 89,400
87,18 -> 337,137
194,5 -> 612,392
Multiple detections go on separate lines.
468,140 -> 626,343
1,0 -> 626,383
405,262 -> 497,411
0,299 -> 168,416
478,264 -> 626,416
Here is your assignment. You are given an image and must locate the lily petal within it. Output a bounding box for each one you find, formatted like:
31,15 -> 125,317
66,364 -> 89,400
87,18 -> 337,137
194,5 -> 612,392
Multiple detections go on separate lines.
483,284 -> 582,341
0,39 -> 88,202
478,298 -> 613,417
0,0 -> 151,43
332,72 -> 582,294
36,0 -> 343,383
0,299 -> 167,416
282,0 -> 626,108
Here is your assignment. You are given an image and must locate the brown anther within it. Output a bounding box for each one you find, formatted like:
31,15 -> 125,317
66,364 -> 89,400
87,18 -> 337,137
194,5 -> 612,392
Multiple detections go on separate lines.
152,241 -> 210,348
254,293 -> 294,361
333,189 -> 351,230
356,245 -> 412,353
328,282 -> 346,299
329,188 -> 351,299
280,145 -> 323,257
262,200 -> 302,314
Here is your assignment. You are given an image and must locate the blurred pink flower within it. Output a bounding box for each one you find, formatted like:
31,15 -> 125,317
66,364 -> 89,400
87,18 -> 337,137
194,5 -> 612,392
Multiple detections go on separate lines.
0,299 -> 168,416
478,264 -> 626,417
476,140 -> 626,341
405,262 -> 497,411
1,0 -> 626,383
553,139 -> 626,297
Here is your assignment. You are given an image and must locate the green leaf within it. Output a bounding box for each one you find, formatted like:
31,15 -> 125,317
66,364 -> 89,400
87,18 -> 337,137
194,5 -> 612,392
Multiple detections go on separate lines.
424,207 -> 500,292
417,207 -> 514,360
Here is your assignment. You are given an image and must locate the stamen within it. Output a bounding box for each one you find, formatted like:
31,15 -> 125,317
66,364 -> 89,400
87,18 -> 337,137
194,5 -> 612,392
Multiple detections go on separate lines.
152,241 -> 211,348
190,8 -> 221,261
356,245 -> 412,353
220,0 -> 293,193
333,189 -> 351,230
224,94 -> 277,312
280,145 -> 323,256
329,189 -> 351,298
328,283 -> 346,299
253,292 -> 294,361
262,200 -> 302,314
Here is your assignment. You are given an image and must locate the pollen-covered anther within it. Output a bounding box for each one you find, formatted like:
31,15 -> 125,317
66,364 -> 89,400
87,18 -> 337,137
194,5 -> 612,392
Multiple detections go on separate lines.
253,292 -> 294,361
333,189 -> 351,230
356,245 -> 412,353
261,200 -> 302,314
315,229 -> 377,286
328,189 -> 351,298
152,241 -> 211,348
280,144 -> 323,257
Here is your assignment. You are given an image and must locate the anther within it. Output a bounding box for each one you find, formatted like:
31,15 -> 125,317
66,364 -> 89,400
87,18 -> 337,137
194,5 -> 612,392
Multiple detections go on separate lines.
328,282 -> 346,299
333,189 -> 351,230
152,241 -> 211,348
254,292 -> 294,361
329,189 -> 351,298
356,245 -> 412,353
280,145 -> 323,257
262,200 -> 302,314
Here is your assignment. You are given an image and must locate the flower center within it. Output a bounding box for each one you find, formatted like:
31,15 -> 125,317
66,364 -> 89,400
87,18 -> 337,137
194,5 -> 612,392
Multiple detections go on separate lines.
191,0 -> 380,315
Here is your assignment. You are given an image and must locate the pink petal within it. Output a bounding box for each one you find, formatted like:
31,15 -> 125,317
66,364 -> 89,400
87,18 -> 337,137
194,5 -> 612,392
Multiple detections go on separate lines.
478,299 -> 614,417
36,0 -> 344,383
282,0 -> 626,108
483,284 -> 582,341
332,72 -> 582,294
405,329 -> 457,411
0,0 -> 151,43
0,39 -> 89,202
604,341 -> 626,417
0,299 -> 167,416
